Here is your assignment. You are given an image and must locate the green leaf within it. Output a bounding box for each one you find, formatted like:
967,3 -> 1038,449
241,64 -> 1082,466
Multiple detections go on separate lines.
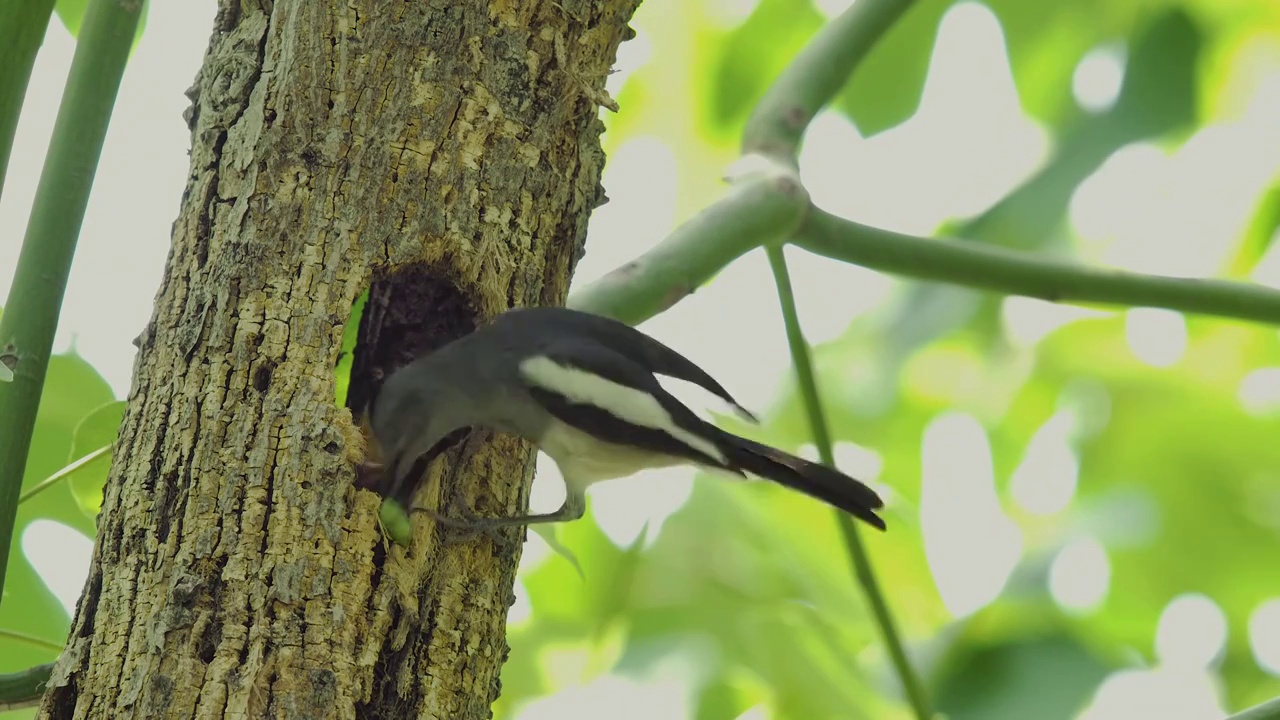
1109,7 -> 1202,140
0,556 -> 65,674
66,400 -> 125,515
708,0 -> 825,133
52,0 -> 88,35
933,634 -> 1110,719
835,0 -> 1192,135
334,291 -> 366,408
983,0 -> 1143,124
19,354 -> 111,536
613,480 -> 888,718
835,0 -> 952,134
530,524 -> 586,581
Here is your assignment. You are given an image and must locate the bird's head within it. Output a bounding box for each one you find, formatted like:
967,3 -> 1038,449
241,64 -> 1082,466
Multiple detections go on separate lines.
365,359 -> 473,505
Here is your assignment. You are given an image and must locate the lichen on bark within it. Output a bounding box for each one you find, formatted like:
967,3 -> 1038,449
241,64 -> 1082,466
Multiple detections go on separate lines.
40,0 -> 638,717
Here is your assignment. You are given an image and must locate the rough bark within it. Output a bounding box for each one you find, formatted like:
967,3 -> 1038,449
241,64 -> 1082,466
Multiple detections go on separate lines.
40,0 -> 636,717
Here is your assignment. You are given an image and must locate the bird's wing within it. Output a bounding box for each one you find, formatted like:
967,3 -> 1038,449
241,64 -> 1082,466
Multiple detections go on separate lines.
609,324 -> 759,423
516,340 -> 742,473
504,307 -> 759,424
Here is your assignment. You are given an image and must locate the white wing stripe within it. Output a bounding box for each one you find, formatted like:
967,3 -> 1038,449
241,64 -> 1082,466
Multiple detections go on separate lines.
519,356 -> 726,464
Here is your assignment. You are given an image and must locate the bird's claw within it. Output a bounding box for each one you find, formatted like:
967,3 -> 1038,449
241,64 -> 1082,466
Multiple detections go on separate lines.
411,504 -> 519,549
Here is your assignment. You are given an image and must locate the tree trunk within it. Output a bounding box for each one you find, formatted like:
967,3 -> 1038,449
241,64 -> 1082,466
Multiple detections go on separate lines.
40,0 -> 635,717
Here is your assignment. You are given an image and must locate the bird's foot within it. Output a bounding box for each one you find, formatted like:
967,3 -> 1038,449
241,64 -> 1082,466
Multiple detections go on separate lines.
411,504 -> 522,549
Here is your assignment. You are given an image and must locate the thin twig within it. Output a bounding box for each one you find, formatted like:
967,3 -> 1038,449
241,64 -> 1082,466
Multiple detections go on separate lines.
766,246 -> 933,719
740,0 -> 934,714
0,628 -> 63,653
19,445 -> 111,505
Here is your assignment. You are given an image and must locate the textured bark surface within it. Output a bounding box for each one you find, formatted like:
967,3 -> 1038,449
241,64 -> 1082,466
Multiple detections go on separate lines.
40,0 -> 636,717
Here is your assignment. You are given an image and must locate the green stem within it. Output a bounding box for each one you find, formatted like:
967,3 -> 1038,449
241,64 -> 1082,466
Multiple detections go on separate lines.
796,207 -> 1280,324
19,445 -> 111,505
0,0 -> 143,604
742,0 -> 923,159
0,662 -> 54,712
742,0 -> 933,713
0,0 -> 56,200
0,628 -> 63,654
0,0 -> 56,198
765,245 -> 933,719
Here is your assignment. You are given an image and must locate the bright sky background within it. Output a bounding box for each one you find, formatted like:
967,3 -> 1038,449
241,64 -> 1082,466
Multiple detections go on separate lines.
5,1 -> 1280,718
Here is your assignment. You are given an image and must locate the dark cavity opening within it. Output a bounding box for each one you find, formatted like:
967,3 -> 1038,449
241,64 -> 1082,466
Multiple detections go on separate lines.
335,267 -> 478,421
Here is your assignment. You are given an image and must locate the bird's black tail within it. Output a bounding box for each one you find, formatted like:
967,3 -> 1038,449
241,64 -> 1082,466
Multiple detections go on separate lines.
721,435 -> 886,530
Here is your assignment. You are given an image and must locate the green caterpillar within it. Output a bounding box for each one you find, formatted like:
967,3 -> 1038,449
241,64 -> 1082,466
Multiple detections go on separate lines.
378,498 -> 412,546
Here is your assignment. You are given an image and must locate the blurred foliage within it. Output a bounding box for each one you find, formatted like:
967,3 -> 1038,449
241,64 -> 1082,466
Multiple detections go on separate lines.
509,0 -> 1280,717
1,351 -> 111,720
5,0 -> 1280,718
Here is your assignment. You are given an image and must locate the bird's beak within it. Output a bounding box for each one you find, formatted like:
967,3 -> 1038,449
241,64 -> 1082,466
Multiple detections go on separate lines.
355,460 -> 385,490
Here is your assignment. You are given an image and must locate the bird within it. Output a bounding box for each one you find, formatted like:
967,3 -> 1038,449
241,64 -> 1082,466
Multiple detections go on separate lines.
363,305 -> 886,535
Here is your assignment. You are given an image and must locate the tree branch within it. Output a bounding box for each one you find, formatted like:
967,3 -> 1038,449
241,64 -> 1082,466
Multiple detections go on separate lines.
795,206 -> 1280,324
567,166 -> 808,324
0,663 -> 52,712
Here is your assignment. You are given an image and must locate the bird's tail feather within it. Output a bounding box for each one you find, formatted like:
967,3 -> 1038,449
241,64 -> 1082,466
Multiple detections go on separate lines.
721,435 -> 886,530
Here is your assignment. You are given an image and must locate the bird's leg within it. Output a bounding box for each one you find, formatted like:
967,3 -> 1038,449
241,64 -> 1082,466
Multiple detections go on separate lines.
415,428 -> 504,546
426,488 -> 586,529
414,481 -> 586,549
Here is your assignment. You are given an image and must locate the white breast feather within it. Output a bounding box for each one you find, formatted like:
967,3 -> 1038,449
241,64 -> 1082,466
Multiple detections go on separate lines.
538,421 -> 682,490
